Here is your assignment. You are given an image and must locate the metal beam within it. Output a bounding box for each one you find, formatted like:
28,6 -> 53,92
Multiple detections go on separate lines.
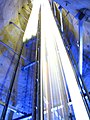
1,43 -> 24,120
53,2 -> 56,16
9,22 -> 24,33
0,100 -> 26,115
13,113 -> 32,120
76,11 -> 85,76
27,3 -> 32,11
22,61 -> 37,70
58,6 -> 63,32
32,37 -> 38,120
79,20 -> 83,75
0,40 -> 26,61
37,7 -> 41,120
22,7 -> 31,14
18,13 -> 28,21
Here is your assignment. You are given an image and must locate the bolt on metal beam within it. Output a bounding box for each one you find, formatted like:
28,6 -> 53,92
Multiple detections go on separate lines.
9,22 -> 25,33
0,40 -> 26,61
22,7 -> 31,14
27,3 -> 32,10
18,13 -> 28,21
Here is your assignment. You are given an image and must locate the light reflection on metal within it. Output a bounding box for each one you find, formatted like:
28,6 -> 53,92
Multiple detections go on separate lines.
22,61 -> 37,70
41,0 -> 89,120
9,21 -> 24,33
22,7 -> 31,14
13,113 -> 32,120
41,0 -> 68,119
58,6 -> 63,32
75,12 -> 84,75
53,3 -> 56,16
79,20 -> 83,75
18,13 -> 28,21
0,100 -> 25,115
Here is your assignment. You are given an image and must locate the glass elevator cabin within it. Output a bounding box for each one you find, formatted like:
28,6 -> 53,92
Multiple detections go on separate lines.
0,0 -> 90,119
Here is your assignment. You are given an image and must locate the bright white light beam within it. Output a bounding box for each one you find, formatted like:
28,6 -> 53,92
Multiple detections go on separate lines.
41,0 -> 89,120
23,0 -> 41,42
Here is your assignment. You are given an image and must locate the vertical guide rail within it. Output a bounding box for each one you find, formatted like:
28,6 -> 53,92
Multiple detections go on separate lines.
40,2 -> 44,120
1,42 -> 24,120
32,39 -> 37,120
37,6 -> 41,120
32,7 -> 41,120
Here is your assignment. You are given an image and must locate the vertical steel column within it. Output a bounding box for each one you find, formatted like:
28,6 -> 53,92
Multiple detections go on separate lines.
79,20 -> 83,75
32,26 -> 41,119
75,12 -> 84,75
1,42 -> 24,120
41,3 -> 44,120
59,6 -> 63,32
32,39 -> 37,120
32,7 -> 41,120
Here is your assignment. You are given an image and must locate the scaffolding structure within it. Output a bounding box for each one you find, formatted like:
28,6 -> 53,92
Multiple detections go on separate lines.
0,0 -> 89,120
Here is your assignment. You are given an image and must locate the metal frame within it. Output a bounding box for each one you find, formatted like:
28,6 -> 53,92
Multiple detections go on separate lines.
53,2 -> 56,16
18,13 -> 28,21
1,43 -> 24,120
75,12 -> 85,75
58,5 -> 64,32
22,7 -> 31,14
13,113 -> 32,120
0,40 -> 26,60
53,3 -> 90,118
22,61 -> 37,70
9,22 -> 24,33
32,38 -> 38,120
78,20 -> 83,75
61,30 -> 90,117
0,100 -> 26,115
37,7 -> 41,120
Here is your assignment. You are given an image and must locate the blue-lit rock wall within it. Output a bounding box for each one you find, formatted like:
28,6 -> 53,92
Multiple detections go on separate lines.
2,37 -> 37,120
55,3 -> 90,92
0,0 -> 34,119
